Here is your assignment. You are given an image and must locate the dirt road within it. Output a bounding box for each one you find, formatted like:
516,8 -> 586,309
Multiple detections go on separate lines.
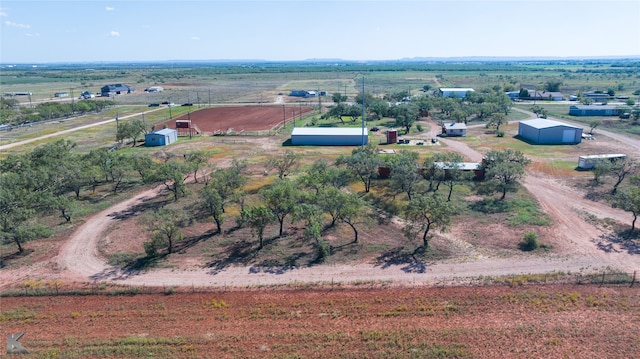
3,113 -> 639,289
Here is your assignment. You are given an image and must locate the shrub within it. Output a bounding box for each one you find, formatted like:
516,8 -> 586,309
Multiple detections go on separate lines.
496,130 -> 505,137
519,231 -> 540,251
416,123 -> 424,132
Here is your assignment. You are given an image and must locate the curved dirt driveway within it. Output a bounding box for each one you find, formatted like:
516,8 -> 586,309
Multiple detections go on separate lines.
49,128 -> 639,288
3,115 -> 638,289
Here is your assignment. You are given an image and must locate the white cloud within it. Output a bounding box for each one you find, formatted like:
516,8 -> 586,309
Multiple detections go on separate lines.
105,7 -> 115,11
0,9 -> 8,17
108,31 -> 120,37
191,36 -> 201,41
4,20 -> 31,29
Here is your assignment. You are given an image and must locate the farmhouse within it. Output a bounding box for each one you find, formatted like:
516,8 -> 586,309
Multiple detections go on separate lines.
439,88 -> 475,98
289,90 -> 316,98
144,128 -> 178,147
441,122 -> 467,137
569,105 -> 620,116
54,92 -> 69,98
291,127 -> 368,146
101,84 -> 135,97
518,119 -> 583,144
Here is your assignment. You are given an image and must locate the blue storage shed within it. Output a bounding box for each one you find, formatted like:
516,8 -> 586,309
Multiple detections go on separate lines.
145,128 -> 178,147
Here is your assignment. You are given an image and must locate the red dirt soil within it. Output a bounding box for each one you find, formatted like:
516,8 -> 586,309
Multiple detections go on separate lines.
159,105 -> 312,133
3,285 -> 638,358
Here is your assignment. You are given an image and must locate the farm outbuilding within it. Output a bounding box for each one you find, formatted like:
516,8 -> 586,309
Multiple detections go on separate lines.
145,128 -> 178,147
577,154 -> 627,170
518,119 -> 583,144
569,105 -> 620,117
441,122 -> 467,137
439,88 -> 475,98
101,84 -> 134,97
291,127 -> 368,146
434,162 -> 485,180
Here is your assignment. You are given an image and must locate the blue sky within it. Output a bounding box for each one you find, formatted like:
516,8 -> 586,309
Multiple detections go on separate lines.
1,0 -> 639,63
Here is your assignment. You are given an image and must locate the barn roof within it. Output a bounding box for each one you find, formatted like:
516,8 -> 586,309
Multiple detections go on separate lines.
570,105 -> 619,111
439,88 -> 475,92
520,119 -> 580,130
434,162 -> 481,171
291,127 -> 368,136
152,128 -> 177,135
445,122 -> 467,130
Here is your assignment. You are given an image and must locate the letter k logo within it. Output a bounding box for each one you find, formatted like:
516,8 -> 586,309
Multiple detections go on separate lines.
7,332 -> 29,354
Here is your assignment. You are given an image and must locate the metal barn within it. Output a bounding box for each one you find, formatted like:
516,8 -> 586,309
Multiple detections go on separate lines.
569,105 -> 620,116
518,119 -> 583,144
145,128 -> 178,147
291,127 -> 368,146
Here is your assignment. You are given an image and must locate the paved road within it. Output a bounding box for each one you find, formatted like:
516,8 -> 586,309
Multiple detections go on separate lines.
0,108 -> 162,151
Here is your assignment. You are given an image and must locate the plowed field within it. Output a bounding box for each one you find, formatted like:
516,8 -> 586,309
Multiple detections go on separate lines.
159,105 -> 312,133
3,284 -> 638,358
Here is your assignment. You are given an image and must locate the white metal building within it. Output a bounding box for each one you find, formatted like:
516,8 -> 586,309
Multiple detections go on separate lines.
439,88 -> 475,98
518,119 -> 583,145
578,154 -> 627,170
291,127 -> 368,146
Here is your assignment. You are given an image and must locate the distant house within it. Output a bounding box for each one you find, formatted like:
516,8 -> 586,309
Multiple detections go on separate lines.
439,88 -> 475,98
569,105 -> 620,116
101,84 -> 134,97
144,128 -> 178,147
441,122 -> 467,137
145,86 -> 164,93
289,90 -> 316,98
54,92 -> 69,98
582,92 -> 612,103
291,127 -> 368,146
518,119 -> 582,144
513,90 -> 564,101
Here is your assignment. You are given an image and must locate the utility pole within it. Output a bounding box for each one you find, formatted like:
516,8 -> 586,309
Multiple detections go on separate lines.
361,77 -> 365,148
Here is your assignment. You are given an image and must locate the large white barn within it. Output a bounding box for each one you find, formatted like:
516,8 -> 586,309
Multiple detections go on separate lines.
291,127 -> 368,146
439,88 -> 475,98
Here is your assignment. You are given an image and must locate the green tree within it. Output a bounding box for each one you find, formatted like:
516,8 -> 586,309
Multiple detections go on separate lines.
403,194 -> 455,249
317,190 -> 364,243
0,173 -> 36,252
155,161 -> 189,201
267,150 -> 300,179
608,158 -> 639,195
297,159 -> 353,195
332,92 -> 347,104
483,149 -> 531,200
612,186 -> 640,232
200,184 -> 225,234
336,144 -> 381,193
243,205 -> 275,249
208,160 -> 247,212
486,113 -> 507,132
184,150 -> 208,183
386,150 -> 423,200
544,81 -> 562,92
142,208 -> 186,255
588,120 -> 602,135
391,103 -> 419,134
261,179 -> 298,237
130,153 -> 156,184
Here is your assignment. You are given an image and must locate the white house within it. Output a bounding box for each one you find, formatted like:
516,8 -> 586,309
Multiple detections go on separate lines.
441,122 -> 467,137
439,88 -> 475,98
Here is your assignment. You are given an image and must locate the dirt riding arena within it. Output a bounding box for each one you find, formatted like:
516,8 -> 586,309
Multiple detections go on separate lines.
160,105 -> 313,135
